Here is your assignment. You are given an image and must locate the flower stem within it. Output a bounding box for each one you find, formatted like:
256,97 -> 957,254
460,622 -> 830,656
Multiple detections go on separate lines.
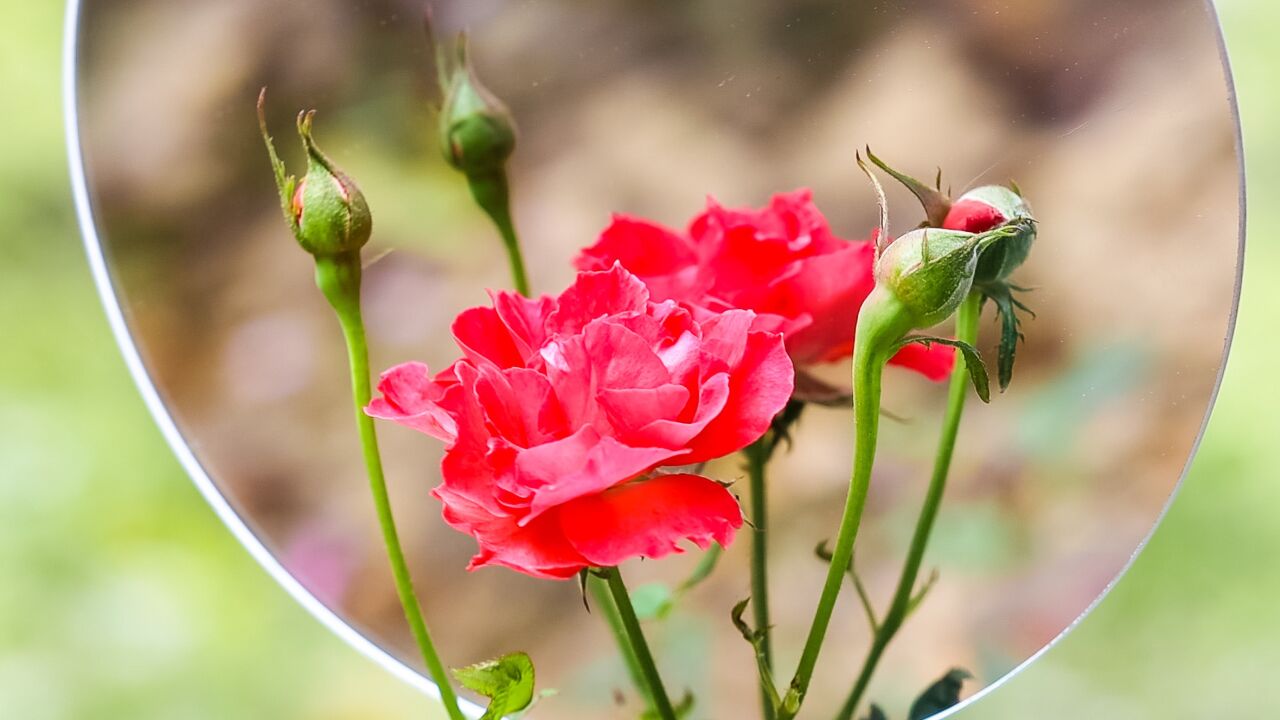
466,171 -> 530,296
587,574 -> 655,712
834,290 -> 982,720
744,437 -> 778,720
316,254 -> 466,720
779,289 -> 908,720
602,567 -> 678,720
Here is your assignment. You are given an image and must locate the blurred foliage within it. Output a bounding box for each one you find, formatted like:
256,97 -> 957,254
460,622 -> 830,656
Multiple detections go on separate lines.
0,1 -> 1274,720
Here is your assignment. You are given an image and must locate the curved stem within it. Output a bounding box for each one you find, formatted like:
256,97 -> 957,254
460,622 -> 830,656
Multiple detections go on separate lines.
318,255 -> 466,720
588,575 -> 655,712
745,438 -> 778,720
780,328 -> 887,719
467,171 -> 530,296
603,567 -> 678,720
835,291 -> 982,720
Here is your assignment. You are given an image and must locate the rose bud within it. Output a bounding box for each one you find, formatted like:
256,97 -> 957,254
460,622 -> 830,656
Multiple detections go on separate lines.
943,185 -> 1036,286
866,149 -> 1037,286
438,34 -> 517,178
258,92 -> 371,259
874,219 -> 1035,330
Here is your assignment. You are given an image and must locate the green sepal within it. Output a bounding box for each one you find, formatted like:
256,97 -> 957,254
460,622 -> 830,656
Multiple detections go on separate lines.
577,569 -> 591,612
893,336 -> 990,403
863,704 -> 889,720
451,652 -> 537,720
908,668 -> 972,720
256,89 -> 297,234
857,151 -> 892,259
980,282 -> 1036,391
731,598 -> 783,714
866,148 -> 953,228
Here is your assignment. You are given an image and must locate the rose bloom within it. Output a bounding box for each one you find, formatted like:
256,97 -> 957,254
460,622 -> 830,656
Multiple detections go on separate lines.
574,189 -> 955,380
367,265 -> 794,579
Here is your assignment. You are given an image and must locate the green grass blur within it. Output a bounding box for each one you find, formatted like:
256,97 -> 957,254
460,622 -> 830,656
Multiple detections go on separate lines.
0,1 -> 1274,719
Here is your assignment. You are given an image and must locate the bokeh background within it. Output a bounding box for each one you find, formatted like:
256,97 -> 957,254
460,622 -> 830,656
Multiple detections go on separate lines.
0,1 -> 1273,719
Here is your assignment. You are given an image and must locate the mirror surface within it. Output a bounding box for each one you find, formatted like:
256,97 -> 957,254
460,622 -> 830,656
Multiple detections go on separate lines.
71,0 -> 1241,717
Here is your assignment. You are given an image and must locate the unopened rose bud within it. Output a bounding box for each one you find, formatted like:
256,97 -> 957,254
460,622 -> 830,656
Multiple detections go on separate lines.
875,228 -> 981,329
944,185 -> 1035,285
875,219 -> 1034,330
439,35 -> 516,178
258,91 -> 371,259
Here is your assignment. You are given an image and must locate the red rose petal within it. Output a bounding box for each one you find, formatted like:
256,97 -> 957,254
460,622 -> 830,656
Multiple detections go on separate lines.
365,362 -> 458,442
888,340 -> 957,382
559,473 -> 743,567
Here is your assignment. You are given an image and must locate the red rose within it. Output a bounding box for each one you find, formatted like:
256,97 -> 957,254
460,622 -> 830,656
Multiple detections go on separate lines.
367,264 -> 794,579
574,189 -> 955,380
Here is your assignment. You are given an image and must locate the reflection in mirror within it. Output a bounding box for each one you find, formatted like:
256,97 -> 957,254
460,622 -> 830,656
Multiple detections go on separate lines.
71,0 -> 1240,717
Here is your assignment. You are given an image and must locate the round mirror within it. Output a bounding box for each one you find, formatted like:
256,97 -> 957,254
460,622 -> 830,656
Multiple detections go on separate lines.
67,0 -> 1242,717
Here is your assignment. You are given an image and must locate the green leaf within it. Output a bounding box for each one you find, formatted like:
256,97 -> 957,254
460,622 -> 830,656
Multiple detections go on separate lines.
893,337 -> 990,403
642,691 -> 696,719
815,541 -> 878,632
908,668 -> 972,720
678,543 -> 723,593
863,704 -> 889,720
630,583 -> 675,621
452,652 -> 537,720
731,598 -> 783,713
906,568 -> 940,618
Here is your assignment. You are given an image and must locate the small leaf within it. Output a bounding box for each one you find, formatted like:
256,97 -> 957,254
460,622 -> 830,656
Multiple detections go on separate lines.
893,337 -> 990,403
908,668 -> 972,720
731,598 -> 756,641
768,398 -> 808,454
452,652 -> 537,720
678,543 -> 723,593
731,599 -> 783,713
815,542 -> 878,631
793,370 -> 853,407
863,704 -> 889,720
630,583 -> 675,621
906,568 -> 940,617
642,691 -> 696,720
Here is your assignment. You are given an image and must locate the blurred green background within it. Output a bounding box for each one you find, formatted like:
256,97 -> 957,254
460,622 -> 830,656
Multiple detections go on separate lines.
0,1 -> 1272,719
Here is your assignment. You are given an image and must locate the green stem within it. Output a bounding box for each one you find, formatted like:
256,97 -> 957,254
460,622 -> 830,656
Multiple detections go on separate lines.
588,575 -> 655,712
467,171 -> 530,296
316,254 -> 466,720
835,291 -> 982,720
602,567 -> 678,720
744,438 -> 778,720
780,289 -> 909,720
